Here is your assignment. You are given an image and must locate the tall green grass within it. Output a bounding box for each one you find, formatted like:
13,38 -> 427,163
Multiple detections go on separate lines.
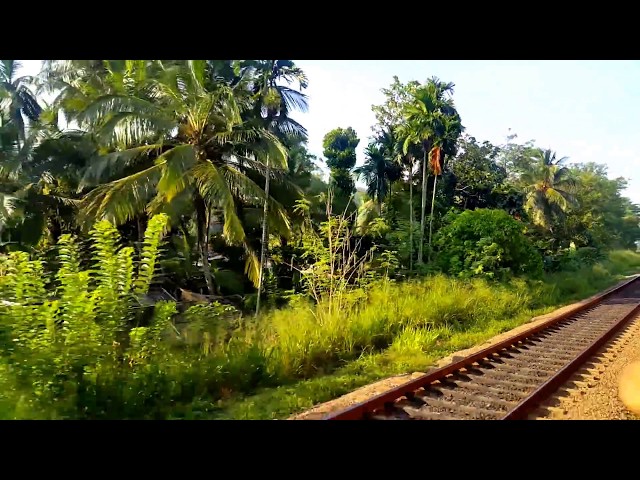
2,248 -> 639,420
207,249 -> 640,419
254,275 -> 531,380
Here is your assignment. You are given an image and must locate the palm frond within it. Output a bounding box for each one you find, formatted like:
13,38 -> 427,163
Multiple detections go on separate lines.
545,188 -> 569,210
156,144 -> 196,202
277,86 -> 309,113
188,60 -> 206,89
96,111 -> 172,148
80,164 -> 161,225
243,241 -> 260,287
0,191 -> 17,227
45,193 -> 81,209
222,127 -> 288,170
192,161 -> 245,245
80,143 -> 164,188
76,95 -> 162,127
268,116 -> 308,139
227,154 -> 303,195
553,166 -> 577,188
147,186 -> 193,224
16,86 -> 42,121
0,60 -> 18,83
256,130 -> 288,170
0,152 -> 23,180
553,188 -> 579,208
221,165 -> 291,237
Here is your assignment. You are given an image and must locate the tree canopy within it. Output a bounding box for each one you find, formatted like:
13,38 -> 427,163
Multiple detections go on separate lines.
1,59 -> 640,421
0,59 -> 638,297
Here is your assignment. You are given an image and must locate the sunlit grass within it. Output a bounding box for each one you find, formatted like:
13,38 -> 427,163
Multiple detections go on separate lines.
3,249 -> 639,420
206,249 -> 640,419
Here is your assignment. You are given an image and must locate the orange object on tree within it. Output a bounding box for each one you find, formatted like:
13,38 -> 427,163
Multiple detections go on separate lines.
429,146 -> 442,176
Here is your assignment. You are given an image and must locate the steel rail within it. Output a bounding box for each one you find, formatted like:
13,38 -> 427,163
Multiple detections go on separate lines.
323,275 -> 640,420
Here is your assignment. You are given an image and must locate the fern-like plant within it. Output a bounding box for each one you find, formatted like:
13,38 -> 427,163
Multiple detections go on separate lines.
135,214 -> 170,296
0,213 -> 173,418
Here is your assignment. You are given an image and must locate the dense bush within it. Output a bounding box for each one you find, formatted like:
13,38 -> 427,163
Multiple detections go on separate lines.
0,214 -> 239,419
434,209 -> 543,279
541,246 -> 606,272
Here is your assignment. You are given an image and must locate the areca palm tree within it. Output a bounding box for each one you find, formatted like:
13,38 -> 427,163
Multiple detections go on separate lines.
426,106 -> 463,261
51,60 -> 292,294
521,149 -> 577,230
354,141 -> 401,210
400,77 -> 461,264
385,126 -> 420,271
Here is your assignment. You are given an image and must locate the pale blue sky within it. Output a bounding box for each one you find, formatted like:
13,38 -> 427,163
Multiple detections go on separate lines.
17,60 -> 640,203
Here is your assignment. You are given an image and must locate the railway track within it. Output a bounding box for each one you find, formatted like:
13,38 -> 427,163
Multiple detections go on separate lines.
323,275 -> 640,420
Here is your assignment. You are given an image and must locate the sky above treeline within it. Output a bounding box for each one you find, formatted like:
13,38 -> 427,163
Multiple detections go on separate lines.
17,60 -> 640,203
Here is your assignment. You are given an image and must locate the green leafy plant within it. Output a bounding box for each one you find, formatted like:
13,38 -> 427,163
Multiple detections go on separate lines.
435,209 -> 543,279
0,214 -> 173,418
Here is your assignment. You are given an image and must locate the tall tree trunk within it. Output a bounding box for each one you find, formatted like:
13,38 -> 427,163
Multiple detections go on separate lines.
136,217 -> 144,243
428,174 -> 438,263
418,148 -> 428,265
194,194 -> 217,295
384,180 -> 391,215
50,215 -> 62,243
408,159 -> 414,273
256,156 -> 271,316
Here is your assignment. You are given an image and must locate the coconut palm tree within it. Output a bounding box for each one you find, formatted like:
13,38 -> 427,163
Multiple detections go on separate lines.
246,60 -> 308,142
0,111 -> 89,249
0,60 -> 42,146
1,63 -> 89,247
521,149 -> 577,230
53,60 -> 293,294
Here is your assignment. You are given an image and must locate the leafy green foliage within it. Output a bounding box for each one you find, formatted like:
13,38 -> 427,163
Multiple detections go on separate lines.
213,250 -> 640,419
371,76 -> 421,135
134,213 -> 170,295
1,210 -> 639,419
449,135 -> 509,210
322,127 -> 360,199
295,204 -> 374,312
560,163 -> 640,250
435,209 -> 543,278
322,127 -> 360,171
0,214 -> 181,418
2,60 -> 640,421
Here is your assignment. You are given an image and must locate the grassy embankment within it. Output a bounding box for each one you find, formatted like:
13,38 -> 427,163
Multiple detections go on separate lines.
207,250 -> 640,420
3,250 -> 639,420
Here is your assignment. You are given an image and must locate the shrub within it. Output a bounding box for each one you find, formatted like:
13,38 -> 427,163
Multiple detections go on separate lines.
0,214 -> 191,418
606,250 -> 640,273
543,246 -> 605,272
434,209 -> 543,279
